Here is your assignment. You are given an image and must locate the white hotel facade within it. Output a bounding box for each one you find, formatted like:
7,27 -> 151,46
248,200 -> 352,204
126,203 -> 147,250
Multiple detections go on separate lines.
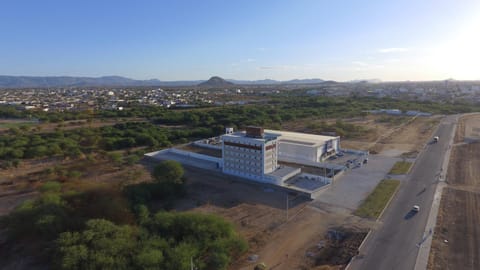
221,127 -> 280,182
221,126 -> 340,183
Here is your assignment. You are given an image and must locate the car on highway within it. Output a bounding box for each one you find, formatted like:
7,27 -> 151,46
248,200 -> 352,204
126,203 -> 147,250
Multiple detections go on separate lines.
412,205 -> 420,212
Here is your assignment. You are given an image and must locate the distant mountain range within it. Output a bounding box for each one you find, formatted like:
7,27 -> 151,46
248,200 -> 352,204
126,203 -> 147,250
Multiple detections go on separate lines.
0,75 -> 332,88
0,75 -> 203,88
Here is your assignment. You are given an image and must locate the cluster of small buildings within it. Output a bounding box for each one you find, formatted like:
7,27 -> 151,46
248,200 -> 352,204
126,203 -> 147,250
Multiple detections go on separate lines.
0,87 -> 261,112
306,80 -> 480,103
2,79 -> 480,112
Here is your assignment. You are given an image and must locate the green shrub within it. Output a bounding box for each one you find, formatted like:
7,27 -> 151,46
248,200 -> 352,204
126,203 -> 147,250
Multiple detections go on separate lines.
40,181 -> 62,193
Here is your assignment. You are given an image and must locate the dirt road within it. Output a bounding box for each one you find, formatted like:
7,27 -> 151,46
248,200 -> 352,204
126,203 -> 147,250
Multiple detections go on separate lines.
428,114 -> 480,270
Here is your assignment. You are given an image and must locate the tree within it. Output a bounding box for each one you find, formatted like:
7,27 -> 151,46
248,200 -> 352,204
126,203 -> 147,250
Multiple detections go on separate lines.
56,219 -> 136,270
152,160 -> 184,184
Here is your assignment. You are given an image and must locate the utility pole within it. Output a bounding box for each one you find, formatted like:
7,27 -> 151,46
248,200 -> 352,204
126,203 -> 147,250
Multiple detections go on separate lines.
331,168 -> 334,187
324,166 -> 328,187
286,192 -> 289,222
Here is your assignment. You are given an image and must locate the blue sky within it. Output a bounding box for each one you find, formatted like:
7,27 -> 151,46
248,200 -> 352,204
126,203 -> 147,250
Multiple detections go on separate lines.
1,0 -> 479,81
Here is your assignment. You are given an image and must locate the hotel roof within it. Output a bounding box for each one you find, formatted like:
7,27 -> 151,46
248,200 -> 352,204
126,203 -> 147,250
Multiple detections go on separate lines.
264,129 -> 338,147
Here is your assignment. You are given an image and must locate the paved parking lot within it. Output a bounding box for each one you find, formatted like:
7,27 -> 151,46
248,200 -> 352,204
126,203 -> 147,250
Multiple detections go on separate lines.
311,154 -> 400,213
327,150 -> 368,168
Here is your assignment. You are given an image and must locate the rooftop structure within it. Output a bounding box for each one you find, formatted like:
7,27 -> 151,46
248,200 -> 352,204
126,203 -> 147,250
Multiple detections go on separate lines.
265,129 -> 340,164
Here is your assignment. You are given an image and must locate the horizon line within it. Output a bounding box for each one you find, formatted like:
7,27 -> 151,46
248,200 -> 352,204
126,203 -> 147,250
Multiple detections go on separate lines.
1,74 -> 478,84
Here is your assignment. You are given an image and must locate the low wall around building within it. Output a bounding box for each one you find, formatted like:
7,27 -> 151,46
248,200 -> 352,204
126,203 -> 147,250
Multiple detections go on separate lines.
144,148 -> 223,171
169,148 -> 223,166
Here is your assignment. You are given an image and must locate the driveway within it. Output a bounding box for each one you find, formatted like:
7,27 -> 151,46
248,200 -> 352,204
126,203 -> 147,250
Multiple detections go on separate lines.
311,154 -> 400,213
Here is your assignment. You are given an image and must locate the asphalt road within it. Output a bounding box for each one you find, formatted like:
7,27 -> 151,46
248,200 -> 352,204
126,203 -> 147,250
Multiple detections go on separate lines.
352,115 -> 457,270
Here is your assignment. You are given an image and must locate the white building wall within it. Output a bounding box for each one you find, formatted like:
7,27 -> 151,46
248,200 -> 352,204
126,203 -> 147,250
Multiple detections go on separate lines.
278,142 -> 318,162
221,134 -> 279,183
221,130 -> 340,184
263,140 -> 278,174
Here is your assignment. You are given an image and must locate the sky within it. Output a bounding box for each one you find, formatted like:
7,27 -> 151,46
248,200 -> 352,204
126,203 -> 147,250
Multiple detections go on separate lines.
1,0 -> 479,81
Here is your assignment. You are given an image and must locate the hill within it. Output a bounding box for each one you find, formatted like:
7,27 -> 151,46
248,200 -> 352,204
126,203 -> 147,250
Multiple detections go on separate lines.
198,76 -> 234,87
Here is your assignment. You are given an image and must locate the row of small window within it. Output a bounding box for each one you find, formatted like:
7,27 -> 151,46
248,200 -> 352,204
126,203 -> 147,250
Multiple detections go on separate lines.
225,145 -> 261,153
225,152 -> 262,158
225,155 -> 262,161
225,140 -> 261,147
225,159 -> 262,167
225,169 -> 263,179
225,164 -> 261,173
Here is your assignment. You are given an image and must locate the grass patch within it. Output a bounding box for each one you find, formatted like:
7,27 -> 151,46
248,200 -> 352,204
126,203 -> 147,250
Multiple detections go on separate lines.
389,161 -> 412,174
0,122 -> 36,129
354,179 -> 400,219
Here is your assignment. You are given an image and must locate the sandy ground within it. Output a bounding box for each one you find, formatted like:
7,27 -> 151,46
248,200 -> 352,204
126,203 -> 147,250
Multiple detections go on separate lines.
428,115 -> 480,270
170,166 -> 371,270
284,115 -> 440,158
361,116 -> 440,157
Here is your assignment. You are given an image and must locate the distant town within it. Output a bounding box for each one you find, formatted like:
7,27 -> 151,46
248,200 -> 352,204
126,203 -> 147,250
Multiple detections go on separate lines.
1,76 -> 480,112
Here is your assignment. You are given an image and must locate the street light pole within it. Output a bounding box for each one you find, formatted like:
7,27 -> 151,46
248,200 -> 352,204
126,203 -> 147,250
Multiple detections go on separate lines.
286,192 -> 289,222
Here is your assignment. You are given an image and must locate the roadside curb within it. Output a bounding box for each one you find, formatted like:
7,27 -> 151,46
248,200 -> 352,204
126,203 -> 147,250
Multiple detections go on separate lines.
413,114 -> 458,270
376,180 -> 402,221
347,115 -> 455,270
345,228 -> 373,270
345,179 -> 401,270
408,115 -> 445,176
405,159 -> 415,175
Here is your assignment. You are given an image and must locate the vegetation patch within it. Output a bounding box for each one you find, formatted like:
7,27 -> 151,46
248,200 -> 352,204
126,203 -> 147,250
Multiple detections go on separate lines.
0,161 -> 247,270
306,119 -> 371,139
354,179 -> 400,219
375,115 -> 410,125
389,161 -> 412,174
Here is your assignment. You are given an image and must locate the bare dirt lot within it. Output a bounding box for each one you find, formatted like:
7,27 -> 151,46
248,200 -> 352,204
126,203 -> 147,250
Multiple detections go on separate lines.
171,166 -> 371,270
283,115 -> 440,157
429,188 -> 480,270
428,114 -> 480,270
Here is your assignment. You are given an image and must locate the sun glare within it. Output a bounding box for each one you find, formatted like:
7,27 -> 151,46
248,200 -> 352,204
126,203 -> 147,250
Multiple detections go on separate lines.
432,15 -> 480,79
